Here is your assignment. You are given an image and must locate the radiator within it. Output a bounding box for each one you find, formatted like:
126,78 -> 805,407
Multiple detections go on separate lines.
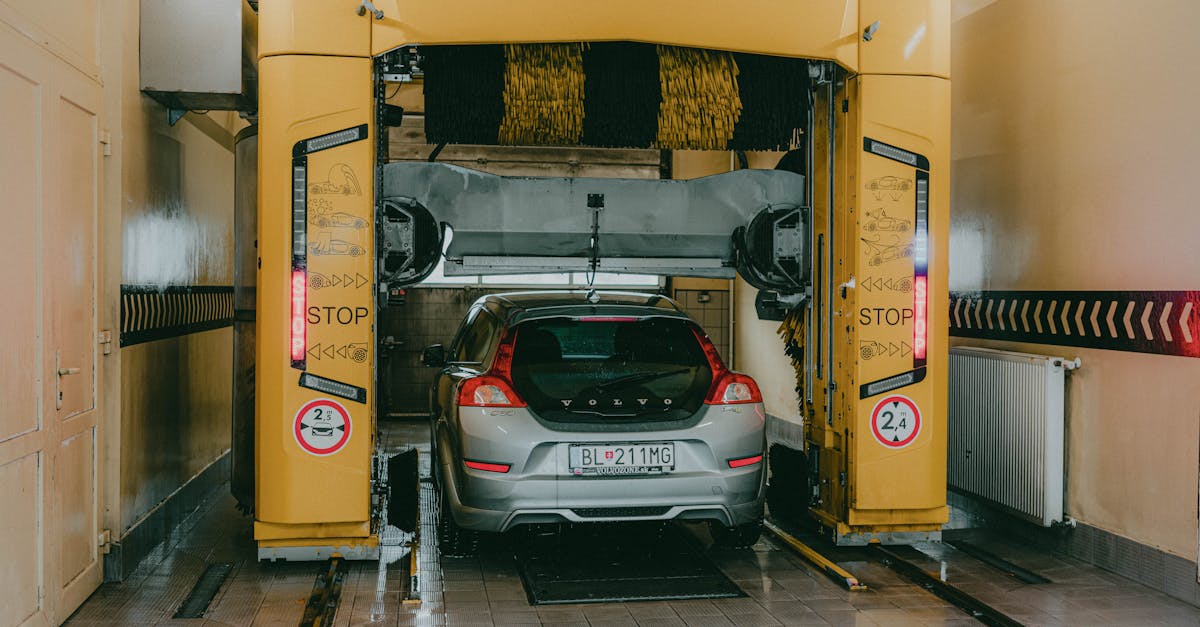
948,346 -> 1078,527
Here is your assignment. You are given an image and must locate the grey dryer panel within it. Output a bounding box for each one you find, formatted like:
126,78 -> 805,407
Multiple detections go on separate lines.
379,162 -> 808,289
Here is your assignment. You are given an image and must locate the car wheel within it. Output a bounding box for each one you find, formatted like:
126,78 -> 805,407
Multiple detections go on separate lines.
710,520 -> 763,549
438,478 -> 478,558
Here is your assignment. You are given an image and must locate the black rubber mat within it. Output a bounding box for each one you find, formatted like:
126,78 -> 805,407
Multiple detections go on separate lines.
514,523 -> 746,605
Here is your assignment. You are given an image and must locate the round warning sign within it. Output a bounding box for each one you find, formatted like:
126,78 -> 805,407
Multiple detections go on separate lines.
870,395 -> 921,448
293,398 -> 352,456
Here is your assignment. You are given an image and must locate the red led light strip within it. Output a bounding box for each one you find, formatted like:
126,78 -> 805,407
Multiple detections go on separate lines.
913,276 -> 927,361
290,269 -> 306,364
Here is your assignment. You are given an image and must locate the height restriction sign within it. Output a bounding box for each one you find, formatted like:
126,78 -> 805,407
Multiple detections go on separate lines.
870,395 -> 921,448
293,398 -> 352,456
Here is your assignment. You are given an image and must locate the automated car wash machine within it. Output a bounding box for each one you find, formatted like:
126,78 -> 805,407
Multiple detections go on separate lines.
237,0 -> 950,560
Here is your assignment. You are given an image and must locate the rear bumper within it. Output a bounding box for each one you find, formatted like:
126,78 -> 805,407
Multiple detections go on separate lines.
442,404 -> 767,532
447,476 -> 764,532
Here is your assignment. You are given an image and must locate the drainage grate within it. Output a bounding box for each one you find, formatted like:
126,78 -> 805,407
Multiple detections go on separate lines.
515,523 -> 745,604
173,562 -> 234,618
572,506 -> 670,518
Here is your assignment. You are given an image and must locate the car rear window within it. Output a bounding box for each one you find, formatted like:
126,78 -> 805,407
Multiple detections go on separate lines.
509,317 -> 712,422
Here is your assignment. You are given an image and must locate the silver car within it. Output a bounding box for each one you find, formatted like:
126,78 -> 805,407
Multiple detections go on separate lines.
423,291 -> 766,556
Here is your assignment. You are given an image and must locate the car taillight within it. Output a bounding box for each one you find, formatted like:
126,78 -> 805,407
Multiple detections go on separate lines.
728,454 -> 764,469
709,372 -> 762,404
290,269 -> 306,367
464,459 -> 511,473
692,328 -> 763,405
706,371 -> 763,405
459,376 -> 526,408
458,328 -> 527,408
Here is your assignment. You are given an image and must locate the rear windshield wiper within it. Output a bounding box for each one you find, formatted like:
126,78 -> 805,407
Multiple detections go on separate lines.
591,367 -> 692,392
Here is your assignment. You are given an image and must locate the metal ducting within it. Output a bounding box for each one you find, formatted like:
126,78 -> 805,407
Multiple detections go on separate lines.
231,125 -> 257,513
378,163 -> 809,293
140,0 -> 258,114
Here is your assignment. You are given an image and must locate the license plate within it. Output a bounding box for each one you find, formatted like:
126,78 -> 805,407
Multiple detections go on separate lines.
568,443 -> 675,476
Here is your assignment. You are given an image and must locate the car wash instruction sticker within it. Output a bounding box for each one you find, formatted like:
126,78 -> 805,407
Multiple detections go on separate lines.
293,398 -> 352,456
870,395 -> 921,448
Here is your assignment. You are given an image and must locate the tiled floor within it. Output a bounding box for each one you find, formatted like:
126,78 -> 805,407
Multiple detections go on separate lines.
65,419 -> 1200,626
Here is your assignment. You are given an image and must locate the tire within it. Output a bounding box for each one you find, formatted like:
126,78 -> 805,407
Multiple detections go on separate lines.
710,521 -> 763,549
438,476 -> 478,558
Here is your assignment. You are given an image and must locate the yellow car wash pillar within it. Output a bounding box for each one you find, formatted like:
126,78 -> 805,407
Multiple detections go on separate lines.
254,0 -> 379,559
807,1 -> 951,543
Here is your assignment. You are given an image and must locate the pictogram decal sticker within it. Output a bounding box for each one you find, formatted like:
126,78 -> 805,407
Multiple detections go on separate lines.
294,398 -> 352,456
870,395 -> 921,448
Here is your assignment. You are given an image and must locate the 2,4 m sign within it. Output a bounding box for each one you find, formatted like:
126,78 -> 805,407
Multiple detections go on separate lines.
870,395 -> 921,448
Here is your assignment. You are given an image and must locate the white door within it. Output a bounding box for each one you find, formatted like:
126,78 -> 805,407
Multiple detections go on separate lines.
0,15 -> 102,625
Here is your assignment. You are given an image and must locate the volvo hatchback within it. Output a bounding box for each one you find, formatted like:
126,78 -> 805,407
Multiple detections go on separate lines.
422,291 -> 766,555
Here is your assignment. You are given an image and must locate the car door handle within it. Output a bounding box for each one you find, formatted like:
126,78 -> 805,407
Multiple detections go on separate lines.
58,367 -> 81,376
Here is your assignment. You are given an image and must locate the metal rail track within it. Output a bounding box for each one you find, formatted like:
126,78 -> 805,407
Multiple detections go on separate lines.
299,557 -> 349,627
764,522 -> 1027,627
870,544 -> 1025,627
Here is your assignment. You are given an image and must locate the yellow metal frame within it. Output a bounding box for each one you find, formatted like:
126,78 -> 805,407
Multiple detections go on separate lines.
255,0 -> 950,555
763,521 -> 867,590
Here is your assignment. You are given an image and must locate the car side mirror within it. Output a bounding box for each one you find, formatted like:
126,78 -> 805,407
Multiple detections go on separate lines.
421,344 -> 446,367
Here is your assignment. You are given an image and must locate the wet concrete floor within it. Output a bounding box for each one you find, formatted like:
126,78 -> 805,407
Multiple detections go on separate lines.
65,419 -> 1200,626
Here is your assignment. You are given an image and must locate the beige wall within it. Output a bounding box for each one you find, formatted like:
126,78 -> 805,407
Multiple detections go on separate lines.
101,1 -> 239,536
732,276 -> 802,420
951,0 -> 1200,559
0,0 -> 238,615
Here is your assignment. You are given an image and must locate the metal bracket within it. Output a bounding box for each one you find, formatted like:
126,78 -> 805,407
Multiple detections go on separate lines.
168,108 -> 187,126
357,0 -> 384,19
774,223 -> 802,259
586,193 -> 605,279
98,529 -> 113,555
862,20 -> 881,42
98,330 -> 113,355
